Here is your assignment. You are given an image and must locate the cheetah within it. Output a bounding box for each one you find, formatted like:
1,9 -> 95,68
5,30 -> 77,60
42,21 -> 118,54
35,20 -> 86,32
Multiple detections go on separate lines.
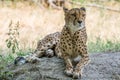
14,7 -> 90,79
14,32 -> 61,65
58,7 -> 90,79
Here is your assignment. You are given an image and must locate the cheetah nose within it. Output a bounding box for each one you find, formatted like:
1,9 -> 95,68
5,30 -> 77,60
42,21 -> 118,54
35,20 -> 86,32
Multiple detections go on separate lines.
78,21 -> 82,24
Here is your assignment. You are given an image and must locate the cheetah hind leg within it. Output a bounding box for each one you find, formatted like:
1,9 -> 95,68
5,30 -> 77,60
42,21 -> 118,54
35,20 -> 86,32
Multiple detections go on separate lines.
14,49 -> 54,65
34,49 -> 54,58
14,52 -> 39,66
45,49 -> 54,57
14,49 -> 54,66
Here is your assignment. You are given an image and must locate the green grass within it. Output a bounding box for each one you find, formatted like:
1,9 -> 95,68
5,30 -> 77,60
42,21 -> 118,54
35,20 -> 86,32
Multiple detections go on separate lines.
0,54 -> 14,79
0,54 -> 16,79
0,49 -> 32,79
88,39 -> 120,53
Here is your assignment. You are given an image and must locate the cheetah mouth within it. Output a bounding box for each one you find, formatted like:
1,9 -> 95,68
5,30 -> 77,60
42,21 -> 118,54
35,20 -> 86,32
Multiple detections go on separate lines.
79,23 -> 82,27
79,22 -> 85,28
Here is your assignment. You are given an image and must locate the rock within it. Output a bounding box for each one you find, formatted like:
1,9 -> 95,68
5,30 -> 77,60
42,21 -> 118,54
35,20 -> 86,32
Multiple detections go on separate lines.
2,52 -> 120,80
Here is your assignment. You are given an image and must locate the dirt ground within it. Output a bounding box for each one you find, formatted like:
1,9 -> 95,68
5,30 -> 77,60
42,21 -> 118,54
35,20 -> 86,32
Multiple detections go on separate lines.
3,52 -> 120,80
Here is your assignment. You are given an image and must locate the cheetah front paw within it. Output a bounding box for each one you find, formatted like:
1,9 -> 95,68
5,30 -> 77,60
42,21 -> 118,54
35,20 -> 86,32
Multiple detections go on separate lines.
73,71 -> 82,79
45,49 -> 54,57
64,69 -> 73,77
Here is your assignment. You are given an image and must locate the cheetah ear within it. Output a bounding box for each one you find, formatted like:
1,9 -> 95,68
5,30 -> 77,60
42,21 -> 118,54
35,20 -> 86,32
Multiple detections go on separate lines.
63,7 -> 68,13
80,7 -> 86,12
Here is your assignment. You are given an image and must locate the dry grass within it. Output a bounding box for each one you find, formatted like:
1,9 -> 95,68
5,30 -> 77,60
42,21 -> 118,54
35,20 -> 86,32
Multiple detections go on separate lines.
0,1 -> 120,54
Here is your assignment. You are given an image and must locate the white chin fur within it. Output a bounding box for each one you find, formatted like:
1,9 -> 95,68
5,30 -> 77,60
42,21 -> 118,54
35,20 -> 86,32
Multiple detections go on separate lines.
68,22 -> 85,34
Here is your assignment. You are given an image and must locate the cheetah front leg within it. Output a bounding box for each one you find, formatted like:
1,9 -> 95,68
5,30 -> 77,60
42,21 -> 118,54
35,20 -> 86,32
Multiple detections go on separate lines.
73,47 -> 90,79
63,54 -> 73,77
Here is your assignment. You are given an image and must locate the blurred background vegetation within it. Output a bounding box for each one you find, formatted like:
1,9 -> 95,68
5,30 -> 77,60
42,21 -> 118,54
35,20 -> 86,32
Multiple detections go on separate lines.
0,0 -> 120,68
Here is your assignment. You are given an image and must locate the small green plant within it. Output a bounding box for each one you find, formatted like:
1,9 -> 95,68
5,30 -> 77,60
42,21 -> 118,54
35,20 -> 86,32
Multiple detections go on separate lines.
0,55 -> 14,80
6,20 -> 20,54
0,70 -> 13,80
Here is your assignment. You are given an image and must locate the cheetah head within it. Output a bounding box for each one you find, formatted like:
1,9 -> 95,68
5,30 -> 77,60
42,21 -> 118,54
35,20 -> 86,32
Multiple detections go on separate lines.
63,7 -> 86,31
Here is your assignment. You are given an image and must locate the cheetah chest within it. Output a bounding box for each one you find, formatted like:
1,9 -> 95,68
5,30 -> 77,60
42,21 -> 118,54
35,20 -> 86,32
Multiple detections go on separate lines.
60,28 -> 85,58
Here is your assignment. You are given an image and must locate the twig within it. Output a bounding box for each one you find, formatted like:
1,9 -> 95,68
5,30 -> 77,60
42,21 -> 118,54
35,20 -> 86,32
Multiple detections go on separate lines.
68,1 -> 120,13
